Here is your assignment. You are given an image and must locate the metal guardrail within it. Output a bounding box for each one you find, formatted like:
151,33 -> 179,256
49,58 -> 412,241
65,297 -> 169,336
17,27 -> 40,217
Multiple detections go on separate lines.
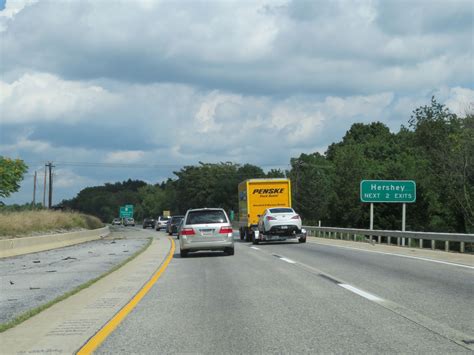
303,226 -> 474,253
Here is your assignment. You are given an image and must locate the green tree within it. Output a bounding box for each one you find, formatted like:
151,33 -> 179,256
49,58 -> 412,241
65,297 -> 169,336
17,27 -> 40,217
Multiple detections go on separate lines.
0,156 -> 28,199
409,98 -> 473,232
288,153 -> 333,225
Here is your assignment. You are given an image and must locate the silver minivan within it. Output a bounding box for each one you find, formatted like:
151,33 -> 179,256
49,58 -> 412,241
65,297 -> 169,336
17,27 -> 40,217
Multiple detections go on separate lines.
179,208 -> 234,257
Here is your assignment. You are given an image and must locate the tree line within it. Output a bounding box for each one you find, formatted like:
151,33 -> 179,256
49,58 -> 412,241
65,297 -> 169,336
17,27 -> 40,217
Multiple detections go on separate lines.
3,98 -> 472,233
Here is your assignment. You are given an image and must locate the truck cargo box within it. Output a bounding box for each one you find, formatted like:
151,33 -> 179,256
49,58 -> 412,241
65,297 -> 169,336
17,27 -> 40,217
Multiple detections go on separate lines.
238,178 -> 291,229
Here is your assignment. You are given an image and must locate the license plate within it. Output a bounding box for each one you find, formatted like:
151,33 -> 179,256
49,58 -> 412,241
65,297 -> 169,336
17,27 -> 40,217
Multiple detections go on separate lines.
200,228 -> 214,236
280,226 -> 288,229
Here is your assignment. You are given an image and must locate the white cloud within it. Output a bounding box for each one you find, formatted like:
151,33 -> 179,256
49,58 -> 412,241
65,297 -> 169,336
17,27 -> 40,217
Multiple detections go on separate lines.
1,0 -> 473,205
1,1 -> 471,94
0,72 -> 118,124
195,91 -> 243,133
53,168 -> 94,189
442,87 -> 474,116
105,150 -> 145,163
0,0 -> 38,31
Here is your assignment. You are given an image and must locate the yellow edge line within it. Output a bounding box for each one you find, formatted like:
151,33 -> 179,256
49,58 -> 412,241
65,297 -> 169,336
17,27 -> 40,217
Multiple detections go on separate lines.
77,237 -> 175,355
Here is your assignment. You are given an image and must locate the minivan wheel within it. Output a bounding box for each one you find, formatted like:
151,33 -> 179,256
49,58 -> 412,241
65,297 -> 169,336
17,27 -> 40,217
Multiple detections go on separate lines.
298,237 -> 306,243
180,249 -> 188,258
225,248 -> 235,256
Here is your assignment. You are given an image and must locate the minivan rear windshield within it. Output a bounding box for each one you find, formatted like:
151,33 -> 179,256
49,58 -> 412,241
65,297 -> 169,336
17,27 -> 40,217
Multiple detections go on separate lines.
269,208 -> 294,213
186,210 -> 228,224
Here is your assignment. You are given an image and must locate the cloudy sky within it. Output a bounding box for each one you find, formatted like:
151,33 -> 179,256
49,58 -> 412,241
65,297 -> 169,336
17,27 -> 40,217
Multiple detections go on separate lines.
1,0 -> 473,205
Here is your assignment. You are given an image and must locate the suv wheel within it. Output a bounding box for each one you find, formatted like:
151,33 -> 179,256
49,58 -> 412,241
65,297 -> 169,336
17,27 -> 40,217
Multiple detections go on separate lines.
298,237 -> 306,243
180,249 -> 188,258
225,248 -> 235,256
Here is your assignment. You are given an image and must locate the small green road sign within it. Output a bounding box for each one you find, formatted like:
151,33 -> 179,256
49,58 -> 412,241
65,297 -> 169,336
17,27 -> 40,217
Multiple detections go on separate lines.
120,205 -> 134,218
360,180 -> 416,203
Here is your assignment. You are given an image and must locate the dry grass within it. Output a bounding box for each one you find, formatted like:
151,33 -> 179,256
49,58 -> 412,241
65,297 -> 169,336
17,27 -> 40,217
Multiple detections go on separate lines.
0,210 -> 103,239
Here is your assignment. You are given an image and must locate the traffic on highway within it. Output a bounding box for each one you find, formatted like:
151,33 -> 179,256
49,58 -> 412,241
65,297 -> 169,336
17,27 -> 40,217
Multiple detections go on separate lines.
1,177 -> 472,354
1,1 -> 473,354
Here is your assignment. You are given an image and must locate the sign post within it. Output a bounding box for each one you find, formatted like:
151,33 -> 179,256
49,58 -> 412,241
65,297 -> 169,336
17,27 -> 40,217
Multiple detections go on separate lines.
370,203 -> 374,230
402,203 -> 406,246
360,180 -> 416,235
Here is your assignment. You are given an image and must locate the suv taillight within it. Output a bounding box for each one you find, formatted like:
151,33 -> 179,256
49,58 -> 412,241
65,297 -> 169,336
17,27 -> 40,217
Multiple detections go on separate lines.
219,227 -> 233,234
181,228 -> 195,236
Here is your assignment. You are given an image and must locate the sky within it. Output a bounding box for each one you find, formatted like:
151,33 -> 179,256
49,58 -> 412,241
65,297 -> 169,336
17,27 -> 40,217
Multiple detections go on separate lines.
1,0 -> 473,205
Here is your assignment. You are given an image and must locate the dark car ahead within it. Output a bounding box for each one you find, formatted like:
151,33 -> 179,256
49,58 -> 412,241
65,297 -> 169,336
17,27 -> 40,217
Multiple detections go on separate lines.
167,215 -> 184,235
143,217 -> 155,229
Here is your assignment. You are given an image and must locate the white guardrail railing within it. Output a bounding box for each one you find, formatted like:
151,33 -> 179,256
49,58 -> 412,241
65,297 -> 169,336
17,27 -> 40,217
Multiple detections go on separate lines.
303,226 -> 474,253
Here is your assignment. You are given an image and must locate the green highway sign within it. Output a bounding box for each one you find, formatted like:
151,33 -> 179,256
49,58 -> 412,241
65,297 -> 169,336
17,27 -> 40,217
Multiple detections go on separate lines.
360,180 -> 416,203
119,205 -> 134,218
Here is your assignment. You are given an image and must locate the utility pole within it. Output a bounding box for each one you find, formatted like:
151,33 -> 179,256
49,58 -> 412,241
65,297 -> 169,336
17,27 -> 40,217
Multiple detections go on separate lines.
43,164 -> 47,207
47,162 -> 55,208
32,171 -> 37,208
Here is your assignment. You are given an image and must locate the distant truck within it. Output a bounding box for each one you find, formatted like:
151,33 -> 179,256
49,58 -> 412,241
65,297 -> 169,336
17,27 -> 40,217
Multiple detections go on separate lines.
238,178 -> 293,242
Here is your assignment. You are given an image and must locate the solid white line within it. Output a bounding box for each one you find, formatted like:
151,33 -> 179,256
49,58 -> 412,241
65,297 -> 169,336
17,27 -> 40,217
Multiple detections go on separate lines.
339,284 -> 383,302
250,246 -> 260,250
309,241 -> 474,270
280,257 -> 296,264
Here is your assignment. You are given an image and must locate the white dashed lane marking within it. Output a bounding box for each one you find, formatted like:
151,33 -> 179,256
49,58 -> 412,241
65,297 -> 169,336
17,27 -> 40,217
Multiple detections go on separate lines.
280,257 -> 296,264
339,284 -> 383,302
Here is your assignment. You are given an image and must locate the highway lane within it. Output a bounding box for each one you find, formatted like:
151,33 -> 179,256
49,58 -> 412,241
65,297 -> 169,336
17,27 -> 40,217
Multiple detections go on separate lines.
97,237 -> 473,354
253,239 -> 474,336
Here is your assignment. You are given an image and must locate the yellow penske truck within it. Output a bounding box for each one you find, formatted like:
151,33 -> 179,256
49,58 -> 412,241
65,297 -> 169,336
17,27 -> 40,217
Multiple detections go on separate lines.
238,178 -> 306,243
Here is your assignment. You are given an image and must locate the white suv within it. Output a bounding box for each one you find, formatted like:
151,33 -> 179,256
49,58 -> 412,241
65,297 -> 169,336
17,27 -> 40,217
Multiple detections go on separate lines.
179,208 -> 234,257
155,215 -> 171,231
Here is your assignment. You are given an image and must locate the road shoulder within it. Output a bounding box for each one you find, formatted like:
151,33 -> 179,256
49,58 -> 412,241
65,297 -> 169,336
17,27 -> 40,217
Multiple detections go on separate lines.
307,236 -> 473,267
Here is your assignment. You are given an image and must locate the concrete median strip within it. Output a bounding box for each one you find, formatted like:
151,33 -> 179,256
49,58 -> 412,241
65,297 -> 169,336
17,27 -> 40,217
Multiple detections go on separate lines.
0,226 -> 110,258
0,236 -> 174,354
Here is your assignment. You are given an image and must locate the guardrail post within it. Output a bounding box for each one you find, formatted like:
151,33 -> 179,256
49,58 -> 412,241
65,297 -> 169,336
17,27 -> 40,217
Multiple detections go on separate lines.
431,240 -> 435,250
387,236 -> 391,245
369,235 -> 373,243
353,234 -> 356,241
378,235 -> 381,244
460,242 -> 465,253
397,237 -> 400,246
445,241 -> 449,252
408,238 -> 412,247
419,239 -> 423,249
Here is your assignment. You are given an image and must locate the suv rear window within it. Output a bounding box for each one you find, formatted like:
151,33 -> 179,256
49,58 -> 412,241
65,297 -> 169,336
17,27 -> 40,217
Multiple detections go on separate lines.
186,210 -> 228,224
269,208 -> 294,214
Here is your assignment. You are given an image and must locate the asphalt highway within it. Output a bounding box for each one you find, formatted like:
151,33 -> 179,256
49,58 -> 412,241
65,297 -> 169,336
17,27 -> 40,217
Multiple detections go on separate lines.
97,236 -> 474,354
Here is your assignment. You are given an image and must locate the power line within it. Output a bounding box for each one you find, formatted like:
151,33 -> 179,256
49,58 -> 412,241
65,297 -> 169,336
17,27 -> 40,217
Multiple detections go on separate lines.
22,161 -> 291,169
